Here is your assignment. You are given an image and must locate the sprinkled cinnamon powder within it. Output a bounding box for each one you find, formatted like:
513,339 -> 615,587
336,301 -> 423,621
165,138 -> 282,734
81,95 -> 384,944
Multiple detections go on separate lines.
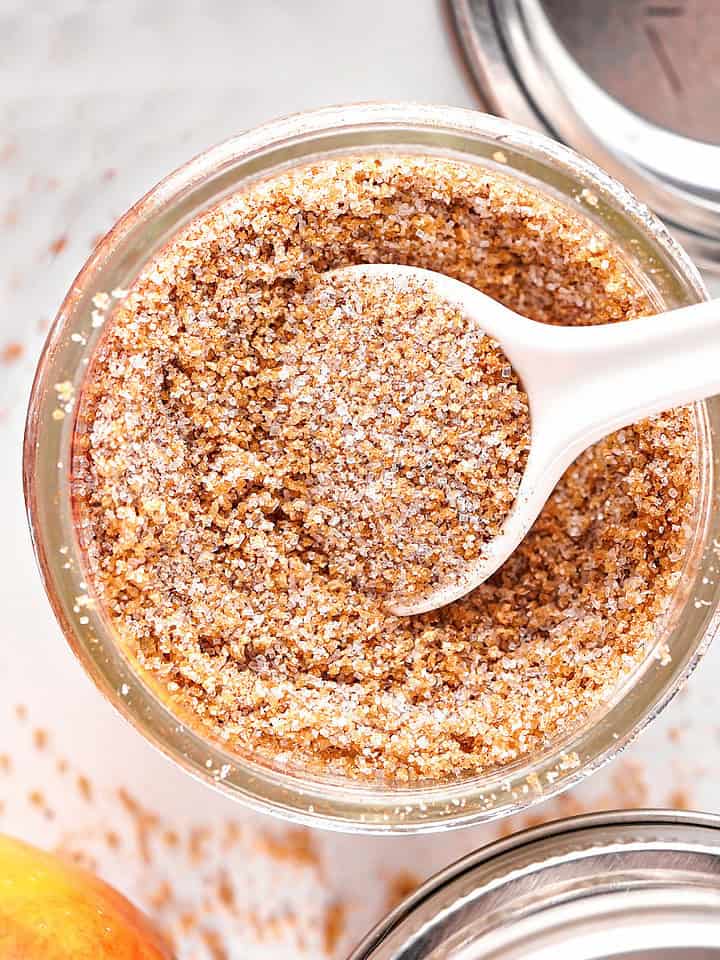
163,828 -> 180,849
322,900 -> 347,956
73,155 -> 700,784
49,233 -> 68,256
0,341 -> 23,365
117,787 -> 159,865
77,774 -> 93,803
385,870 -> 421,910
27,788 -> 54,820
189,826 -> 211,865
200,928 -> 229,960
216,871 -> 236,910
105,829 -> 121,850
254,827 -> 321,871
669,787 -> 692,809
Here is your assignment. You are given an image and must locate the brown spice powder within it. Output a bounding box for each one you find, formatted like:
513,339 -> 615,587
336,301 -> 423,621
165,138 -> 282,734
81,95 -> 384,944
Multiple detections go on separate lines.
264,272 -> 529,604
49,233 -> 68,257
200,928 -> 229,960
385,870 -> 422,911
322,900 -> 347,956
117,787 -> 159,865
254,827 -> 321,871
32,728 -> 48,750
73,155 -> 699,784
77,774 -> 93,803
668,787 -> 692,809
0,341 -> 23,365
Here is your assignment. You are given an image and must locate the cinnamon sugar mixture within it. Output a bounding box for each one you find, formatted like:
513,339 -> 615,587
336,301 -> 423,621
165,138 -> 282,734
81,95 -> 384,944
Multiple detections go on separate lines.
255,272 -> 529,604
73,156 -> 699,783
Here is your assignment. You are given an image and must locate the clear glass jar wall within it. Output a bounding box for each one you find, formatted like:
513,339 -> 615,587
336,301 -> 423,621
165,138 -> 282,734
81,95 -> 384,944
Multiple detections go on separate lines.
24,103 -> 720,832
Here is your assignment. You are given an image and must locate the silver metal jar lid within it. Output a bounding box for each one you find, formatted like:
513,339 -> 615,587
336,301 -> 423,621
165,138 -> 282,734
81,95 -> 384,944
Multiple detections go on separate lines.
451,0 -> 720,271
350,811 -> 720,960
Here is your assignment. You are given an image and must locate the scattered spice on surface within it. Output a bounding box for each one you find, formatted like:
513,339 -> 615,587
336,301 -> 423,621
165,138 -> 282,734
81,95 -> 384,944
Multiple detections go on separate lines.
7,706 -> 353,958
189,826 -> 211,865
163,828 -> 181,849
73,154 -> 700,784
385,870 -> 422,910
32,728 -> 48,750
149,881 -> 175,912
57,845 -> 98,873
177,910 -> 198,937
0,341 -> 23,365
254,827 -> 321,871
28,788 -> 54,820
223,822 -> 243,848
117,787 -> 159,865
322,900 -> 347,957
668,787 -> 692,808
77,774 -> 93,803
200,928 -> 229,960
216,871 -> 236,911
105,829 -> 121,850
49,233 -> 68,256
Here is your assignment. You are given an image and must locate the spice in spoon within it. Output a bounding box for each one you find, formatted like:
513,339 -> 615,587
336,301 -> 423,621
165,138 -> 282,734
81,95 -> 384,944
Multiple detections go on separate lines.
268,272 -> 530,604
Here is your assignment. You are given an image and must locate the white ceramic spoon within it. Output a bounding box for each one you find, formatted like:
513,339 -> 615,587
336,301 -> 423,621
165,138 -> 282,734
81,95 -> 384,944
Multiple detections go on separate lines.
330,263 -> 720,617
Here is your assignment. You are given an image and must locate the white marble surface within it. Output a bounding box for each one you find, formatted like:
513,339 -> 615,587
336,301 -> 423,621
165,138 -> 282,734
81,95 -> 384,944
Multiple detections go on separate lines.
1,3 -> 720,958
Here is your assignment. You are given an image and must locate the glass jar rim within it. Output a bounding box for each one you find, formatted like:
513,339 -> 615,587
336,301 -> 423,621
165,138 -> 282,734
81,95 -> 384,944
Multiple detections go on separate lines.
23,102 -> 720,833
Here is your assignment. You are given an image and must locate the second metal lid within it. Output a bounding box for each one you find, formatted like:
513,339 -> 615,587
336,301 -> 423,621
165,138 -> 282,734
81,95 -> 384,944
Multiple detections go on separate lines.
451,0 -> 720,271
350,810 -> 720,960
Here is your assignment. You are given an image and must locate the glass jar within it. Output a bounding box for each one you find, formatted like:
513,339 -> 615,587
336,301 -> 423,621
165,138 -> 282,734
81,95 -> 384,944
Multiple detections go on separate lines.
350,810 -> 720,959
23,103 -> 720,833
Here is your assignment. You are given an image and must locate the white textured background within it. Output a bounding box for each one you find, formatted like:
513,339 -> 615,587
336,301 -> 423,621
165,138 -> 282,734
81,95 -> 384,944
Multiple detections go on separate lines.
1,3 -> 719,958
